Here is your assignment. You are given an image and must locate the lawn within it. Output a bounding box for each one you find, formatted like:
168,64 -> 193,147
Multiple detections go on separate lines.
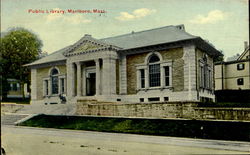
19,114 -> 250,141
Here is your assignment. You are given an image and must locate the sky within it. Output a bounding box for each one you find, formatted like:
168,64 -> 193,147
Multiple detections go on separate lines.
1,0 -> 249,59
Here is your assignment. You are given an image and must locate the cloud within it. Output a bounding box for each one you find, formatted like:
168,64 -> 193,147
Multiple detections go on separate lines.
189,10 -> 227,24
45,8 -> 91,24
116,8 -> 156,21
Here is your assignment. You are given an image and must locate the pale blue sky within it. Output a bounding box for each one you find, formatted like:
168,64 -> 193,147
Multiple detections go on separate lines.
1,0 -> 249,58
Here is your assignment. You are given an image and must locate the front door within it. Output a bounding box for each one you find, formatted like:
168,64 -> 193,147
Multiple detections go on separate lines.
86,72 -> 96,96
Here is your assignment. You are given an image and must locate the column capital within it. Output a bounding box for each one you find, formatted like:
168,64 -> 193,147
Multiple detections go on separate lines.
75,61 -> 81,66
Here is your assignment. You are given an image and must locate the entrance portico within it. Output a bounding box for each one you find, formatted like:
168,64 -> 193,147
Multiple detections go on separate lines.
64,36 -> 119,102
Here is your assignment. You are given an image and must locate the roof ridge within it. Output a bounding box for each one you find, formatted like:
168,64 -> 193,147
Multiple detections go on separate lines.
100,25 -> 175,40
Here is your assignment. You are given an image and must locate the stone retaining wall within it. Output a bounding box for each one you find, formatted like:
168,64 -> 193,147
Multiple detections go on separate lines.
76,102 -> 250,121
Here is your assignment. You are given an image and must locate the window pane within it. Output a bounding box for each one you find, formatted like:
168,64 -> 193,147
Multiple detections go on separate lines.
165,66 -> 169,86
61,78 -> 65,93
237,64 -> 245,70
51,68 -> 58,75
237,78 -> 244,85
13,83 -> 17,91
149,64 -> 160,87
45,80 -> 48,95
140,69 -> 145,88
149,55 -> 160,63
52,76 -> 58,94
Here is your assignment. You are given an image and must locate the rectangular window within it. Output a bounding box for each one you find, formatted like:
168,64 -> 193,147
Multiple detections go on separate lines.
140,98 -> 144,102
149,64 -> 161,87
164,97 -> 169,101
208,70 -> 211,89
61,78 -> 65,94
237,63 -> 245,70
200,66 -> 204,88
52,76 -> 58,94
45,80 -> 48,95
237,78 -> 244,85
140,69 -> 145,88
203,66 -> 207,88
148,97 -> 160,102
13,83 -> 17,91
16,83 -> 20,91
164,66 -> 170,86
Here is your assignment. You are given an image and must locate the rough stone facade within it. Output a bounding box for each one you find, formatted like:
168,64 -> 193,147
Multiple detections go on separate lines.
76,102 -> 250,121
160,48 -> 184,92
126,48 -> 184,94
126,53 -> 148,94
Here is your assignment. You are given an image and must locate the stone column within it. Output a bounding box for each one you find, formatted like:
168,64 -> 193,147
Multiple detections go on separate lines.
119,55 -> 127,94
102,57 -> 116,95
76,62 -> 82,97
82,64 -> 86,96
66,62 -> 75,98
95,59 -> 100,95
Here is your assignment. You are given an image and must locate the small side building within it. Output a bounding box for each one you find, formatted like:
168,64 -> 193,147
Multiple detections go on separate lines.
6,79 -> 29,99
215,44 -> 250,90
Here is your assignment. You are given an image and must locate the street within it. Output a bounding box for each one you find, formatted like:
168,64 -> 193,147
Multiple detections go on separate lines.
2,125 -> 250,155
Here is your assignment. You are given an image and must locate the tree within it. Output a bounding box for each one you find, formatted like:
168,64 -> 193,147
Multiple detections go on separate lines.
214,50 -> 224,63
0,27 -> 43,99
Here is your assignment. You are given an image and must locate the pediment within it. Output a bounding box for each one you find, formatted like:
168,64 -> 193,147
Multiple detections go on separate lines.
63,34 -> 121,57
72,41 -> 104,54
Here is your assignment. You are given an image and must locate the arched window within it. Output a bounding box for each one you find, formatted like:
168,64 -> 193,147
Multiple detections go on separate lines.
51,68 -> 59,94
149,54 -> 161,87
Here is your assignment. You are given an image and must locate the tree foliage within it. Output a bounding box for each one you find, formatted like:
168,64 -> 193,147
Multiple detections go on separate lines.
214,50 -> 224,63
0,27 -> 43,98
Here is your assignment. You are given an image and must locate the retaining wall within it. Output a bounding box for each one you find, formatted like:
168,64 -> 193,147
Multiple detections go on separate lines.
76,102 -> 250,121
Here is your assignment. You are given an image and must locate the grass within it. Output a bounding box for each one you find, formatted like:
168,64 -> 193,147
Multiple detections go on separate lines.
19,114 -> 250,141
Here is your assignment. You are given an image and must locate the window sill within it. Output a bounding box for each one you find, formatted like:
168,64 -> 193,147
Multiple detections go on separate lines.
138,86 -> 173,92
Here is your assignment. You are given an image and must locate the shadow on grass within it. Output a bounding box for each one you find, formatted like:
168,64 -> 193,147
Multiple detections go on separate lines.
19,114 -> 250,141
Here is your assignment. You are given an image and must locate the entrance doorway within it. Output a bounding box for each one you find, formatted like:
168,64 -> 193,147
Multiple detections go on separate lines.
86,72 -> 96,96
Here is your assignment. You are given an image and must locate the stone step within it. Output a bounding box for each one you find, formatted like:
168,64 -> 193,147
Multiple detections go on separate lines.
1,114 -> 29,125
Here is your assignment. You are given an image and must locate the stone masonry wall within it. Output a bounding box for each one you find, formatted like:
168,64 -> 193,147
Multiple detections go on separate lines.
160,48 -> 184,92
76,102 -> 250,121
36,65 -> 66,100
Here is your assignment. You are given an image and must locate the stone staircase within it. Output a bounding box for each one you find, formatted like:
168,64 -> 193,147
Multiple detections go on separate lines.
1,114 -> 29,125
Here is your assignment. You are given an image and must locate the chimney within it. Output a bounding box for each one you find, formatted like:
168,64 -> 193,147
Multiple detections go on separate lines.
244,41 -> 248,50
176,24 -> 185,31
84,34 -> 92,37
